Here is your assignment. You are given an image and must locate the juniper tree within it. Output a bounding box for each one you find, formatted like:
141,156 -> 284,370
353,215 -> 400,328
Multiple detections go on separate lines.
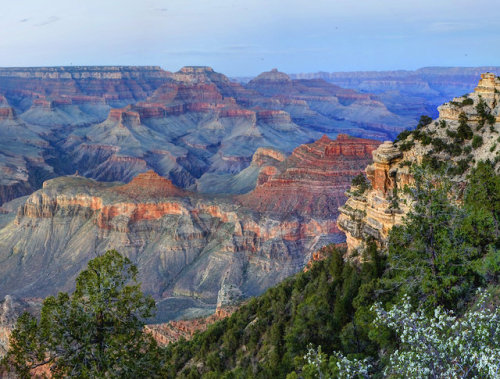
2,250 -> 161,378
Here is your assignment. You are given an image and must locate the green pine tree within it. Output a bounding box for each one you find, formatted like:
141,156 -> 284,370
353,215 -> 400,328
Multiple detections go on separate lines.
2,250 -> 161,378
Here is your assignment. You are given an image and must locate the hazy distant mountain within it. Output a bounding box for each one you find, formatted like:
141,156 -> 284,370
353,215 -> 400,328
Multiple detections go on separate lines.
289,66 -> 500,119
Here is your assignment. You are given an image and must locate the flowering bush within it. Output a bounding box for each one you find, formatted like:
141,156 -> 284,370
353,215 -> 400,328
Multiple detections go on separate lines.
372,291 -> 500,378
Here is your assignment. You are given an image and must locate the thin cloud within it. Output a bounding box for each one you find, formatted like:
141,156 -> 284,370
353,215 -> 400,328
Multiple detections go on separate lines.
425,22 -> 477,33
225,45 -> 257,51
35,16 -> 60,27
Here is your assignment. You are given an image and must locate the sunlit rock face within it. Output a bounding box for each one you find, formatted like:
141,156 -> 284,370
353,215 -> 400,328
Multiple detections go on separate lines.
238,134 -> 381,218
338,73 -> 500,253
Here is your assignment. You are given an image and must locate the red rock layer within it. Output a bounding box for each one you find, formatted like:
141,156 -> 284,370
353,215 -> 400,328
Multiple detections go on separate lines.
114,170 -> 186,198
146,306 -> 237,346
107,107 -> 141,124
238,134 -> 381,218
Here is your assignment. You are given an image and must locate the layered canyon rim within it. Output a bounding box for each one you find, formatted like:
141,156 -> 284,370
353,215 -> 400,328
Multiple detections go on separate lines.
1,65 -> 498,207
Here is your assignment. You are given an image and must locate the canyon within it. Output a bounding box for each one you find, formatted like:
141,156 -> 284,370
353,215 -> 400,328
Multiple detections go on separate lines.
0,65 -> 415,207
290,66 -> 500,120
0,134 -> 377,322
0,67 -> 497,353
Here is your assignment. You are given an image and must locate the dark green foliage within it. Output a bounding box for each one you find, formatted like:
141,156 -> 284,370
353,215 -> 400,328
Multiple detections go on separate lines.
450,98 -> 474,107
3,250 -> 161,378
472,135 -> 483,149
416,115 -> 433,129
449,159 -> 469,176
465,161 -> 500,243
446,143 -> 462,157
446,129 -> 457,138
394,129 -> 412,143
420,133 -> 432,146
475,98 -> 496,131
351,173 -> 371,195
422,156 -> 444,171
398,140 -> 414,152
457,112 -> 473,140
461,97 -> 474,106
431,137 -> 447,152
439,120 -> 447,128
382,166 -> 496,310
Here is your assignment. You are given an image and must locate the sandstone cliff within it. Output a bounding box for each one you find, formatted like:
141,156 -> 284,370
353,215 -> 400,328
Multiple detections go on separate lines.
239,134 -> 380,218
338,73 -> 500,252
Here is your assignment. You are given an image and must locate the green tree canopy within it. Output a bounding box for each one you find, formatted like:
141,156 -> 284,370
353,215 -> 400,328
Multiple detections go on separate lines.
3,250 -> 161,378
382,165 -> 487,310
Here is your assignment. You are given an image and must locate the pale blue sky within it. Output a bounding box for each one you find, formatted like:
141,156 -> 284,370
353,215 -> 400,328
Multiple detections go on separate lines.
0,0 -> 498,76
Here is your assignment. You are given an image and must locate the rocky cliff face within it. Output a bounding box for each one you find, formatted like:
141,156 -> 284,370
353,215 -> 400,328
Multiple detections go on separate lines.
338,73 -> 500,252
0,131 -> 379,321
239,134 -> 380,218
0,66 -> 170,105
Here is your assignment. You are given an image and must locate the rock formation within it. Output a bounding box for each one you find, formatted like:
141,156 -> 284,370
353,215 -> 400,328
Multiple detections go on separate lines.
338,73 -> 500,252
239,134 -> 381,218
0,131 -> 381,321
0,65 -> 418,206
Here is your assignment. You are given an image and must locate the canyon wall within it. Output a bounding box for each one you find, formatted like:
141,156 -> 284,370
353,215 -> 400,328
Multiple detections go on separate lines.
0,65 -> 416,207
0,66 -> 488,207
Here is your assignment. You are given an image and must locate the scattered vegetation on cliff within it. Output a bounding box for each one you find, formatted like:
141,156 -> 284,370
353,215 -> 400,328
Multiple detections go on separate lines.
351,173 -> 371,195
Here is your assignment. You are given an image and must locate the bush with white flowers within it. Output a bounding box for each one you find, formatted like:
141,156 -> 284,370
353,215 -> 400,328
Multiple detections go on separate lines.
372,291 -> 500,378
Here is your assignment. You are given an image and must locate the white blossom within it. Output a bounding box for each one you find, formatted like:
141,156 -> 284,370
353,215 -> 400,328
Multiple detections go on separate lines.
371,290 -> 500,378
